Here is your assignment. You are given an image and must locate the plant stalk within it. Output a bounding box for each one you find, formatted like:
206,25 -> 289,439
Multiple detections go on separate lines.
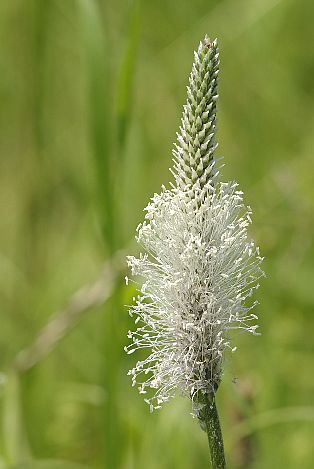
199,393 -> 226,469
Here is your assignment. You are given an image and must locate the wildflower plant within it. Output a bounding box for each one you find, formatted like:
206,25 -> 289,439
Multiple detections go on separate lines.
125,36 -> 264,468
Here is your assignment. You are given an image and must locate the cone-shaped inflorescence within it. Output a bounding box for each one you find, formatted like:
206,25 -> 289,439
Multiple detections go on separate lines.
172,36 -> 219,193
125,37 -> 264,418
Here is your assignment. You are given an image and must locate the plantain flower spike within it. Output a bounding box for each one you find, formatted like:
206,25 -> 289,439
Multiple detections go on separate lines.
125,36 -> 264,415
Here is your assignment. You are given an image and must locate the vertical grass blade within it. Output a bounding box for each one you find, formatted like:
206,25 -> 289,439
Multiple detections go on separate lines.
77,0 -> 114,253
2,372 -> 31,466
116,0 -> 140,154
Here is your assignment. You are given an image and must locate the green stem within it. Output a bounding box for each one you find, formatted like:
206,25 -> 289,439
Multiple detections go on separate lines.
199,393 -> 226,469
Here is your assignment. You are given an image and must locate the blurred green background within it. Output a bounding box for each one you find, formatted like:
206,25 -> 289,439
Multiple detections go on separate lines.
0,0 -> 314,468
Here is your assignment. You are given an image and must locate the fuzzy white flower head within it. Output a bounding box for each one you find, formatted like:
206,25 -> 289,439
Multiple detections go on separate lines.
125,37 -> 264,414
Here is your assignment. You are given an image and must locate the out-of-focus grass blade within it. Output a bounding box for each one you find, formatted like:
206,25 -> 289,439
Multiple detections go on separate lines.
116,0 -> 140,153
2,372 -> 31,466
76,5 -> 125,469
30,0 -> 51,156
77,0 -> 114,253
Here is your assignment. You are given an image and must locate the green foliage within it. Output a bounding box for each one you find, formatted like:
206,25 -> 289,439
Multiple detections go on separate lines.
0,0 -> 313,467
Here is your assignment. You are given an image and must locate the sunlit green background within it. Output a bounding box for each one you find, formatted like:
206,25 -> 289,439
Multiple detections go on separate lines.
0,0 -> 313,468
